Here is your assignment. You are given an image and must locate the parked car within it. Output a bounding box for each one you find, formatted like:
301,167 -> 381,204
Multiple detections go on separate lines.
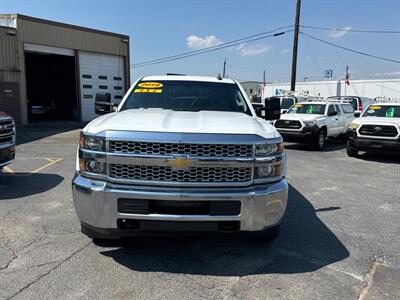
72,75 -> 288,241
346,102 -> 400,157
327,96 -> 375,115
274,101 -> 355,150
0,111 -> 16,170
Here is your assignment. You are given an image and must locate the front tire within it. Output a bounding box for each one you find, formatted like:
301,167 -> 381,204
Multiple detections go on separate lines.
314,129 -> 326,150
346,141 -> 358,157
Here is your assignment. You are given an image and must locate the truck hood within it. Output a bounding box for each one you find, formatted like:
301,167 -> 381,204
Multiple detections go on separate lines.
352,116 -> 400,126
279,113 -> 325,122
84,109 -> 279,139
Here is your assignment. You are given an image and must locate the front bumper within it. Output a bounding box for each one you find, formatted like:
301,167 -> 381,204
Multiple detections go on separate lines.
72,174 -> 288,235
347,130 -> 400,152
277,125 -> 319,143
0,144 -> 15,168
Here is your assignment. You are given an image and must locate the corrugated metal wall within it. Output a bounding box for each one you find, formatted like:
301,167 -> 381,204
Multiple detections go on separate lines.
0,26 -> 20,82
17,18 -> 129,57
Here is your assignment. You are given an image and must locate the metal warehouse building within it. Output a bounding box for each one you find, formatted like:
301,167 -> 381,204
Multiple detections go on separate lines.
0,14 -> 130,124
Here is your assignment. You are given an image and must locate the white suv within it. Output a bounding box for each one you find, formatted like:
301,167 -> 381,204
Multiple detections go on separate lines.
274,101 -> 355,150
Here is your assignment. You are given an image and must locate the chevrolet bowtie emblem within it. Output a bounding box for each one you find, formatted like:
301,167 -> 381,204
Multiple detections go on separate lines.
166,156 -> 193,171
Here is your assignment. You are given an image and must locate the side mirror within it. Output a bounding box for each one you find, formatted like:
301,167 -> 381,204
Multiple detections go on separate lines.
328,111 -> 338,117
354,111 -> 361,118
264,98 -> 281,120
252,103 -> 265,118
282,109 -> 288,114
95,93 -> 112,115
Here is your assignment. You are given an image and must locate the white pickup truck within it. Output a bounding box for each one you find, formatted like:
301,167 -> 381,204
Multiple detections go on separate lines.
274,101 -> 355,150
346,102 -> 400,157
0,111 -> 16,170
72,75 -> 288,240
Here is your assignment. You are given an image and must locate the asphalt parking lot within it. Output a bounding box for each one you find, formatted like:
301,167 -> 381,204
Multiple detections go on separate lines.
0,123 -> 399,300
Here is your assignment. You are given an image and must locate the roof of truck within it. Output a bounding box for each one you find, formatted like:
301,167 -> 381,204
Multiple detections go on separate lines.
140,75 -> 237,84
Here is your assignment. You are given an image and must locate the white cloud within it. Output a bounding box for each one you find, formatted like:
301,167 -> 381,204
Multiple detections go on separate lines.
281,48 -> 289,54
186,35 -> 223,50
236,43 -> 271,56
327,26 -> 352,38
374,70 -> 400,77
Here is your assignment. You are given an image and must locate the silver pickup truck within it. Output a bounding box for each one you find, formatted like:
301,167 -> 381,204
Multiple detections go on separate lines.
72,75 -> 288,240
0,112 -> 16,170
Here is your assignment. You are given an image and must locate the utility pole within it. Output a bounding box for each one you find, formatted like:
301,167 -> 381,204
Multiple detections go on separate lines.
290,0 -> 301,92
263,70 -> 266,86
222,58 -> 226,77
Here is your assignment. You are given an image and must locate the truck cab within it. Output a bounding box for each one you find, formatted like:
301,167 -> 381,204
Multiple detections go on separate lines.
72,75 -> 288,240
274,101 -> 355,150
0,111 -> 16,170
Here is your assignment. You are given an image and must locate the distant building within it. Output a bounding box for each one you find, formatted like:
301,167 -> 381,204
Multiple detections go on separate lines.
240,81 -> 263,100
0,14 -> 130,124
263,79 -> 400,101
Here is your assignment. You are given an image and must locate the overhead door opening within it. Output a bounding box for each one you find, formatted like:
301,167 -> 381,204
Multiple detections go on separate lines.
25,51 -> 78,122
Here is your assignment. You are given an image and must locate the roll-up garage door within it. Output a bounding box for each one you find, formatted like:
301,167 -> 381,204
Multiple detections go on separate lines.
79,52 -> 125,121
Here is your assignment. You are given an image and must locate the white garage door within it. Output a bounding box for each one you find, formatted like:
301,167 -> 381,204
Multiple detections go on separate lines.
79,51 -> 126,121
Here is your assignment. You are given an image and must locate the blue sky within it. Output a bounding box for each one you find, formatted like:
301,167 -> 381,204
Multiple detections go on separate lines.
2,0 -> 400,83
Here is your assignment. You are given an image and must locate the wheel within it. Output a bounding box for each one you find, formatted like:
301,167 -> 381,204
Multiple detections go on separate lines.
346,141 -> 358,157
314,129 -> 326,150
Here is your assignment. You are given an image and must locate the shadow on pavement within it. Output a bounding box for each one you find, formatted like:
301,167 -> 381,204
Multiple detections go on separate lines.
355,152 -> 400,164
284,139 -> 346,152
99,185 -> 349,276
16,121 -> 85,145
0,173 -> 64,200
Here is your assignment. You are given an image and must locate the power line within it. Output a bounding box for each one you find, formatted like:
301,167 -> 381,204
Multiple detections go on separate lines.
131,26 -> 293,68
301,25 -> 400,34
300,31 -> 400,64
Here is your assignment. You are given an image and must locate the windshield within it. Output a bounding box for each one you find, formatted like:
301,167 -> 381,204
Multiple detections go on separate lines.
281,98 -> 295,109
120,80 -> 251,115
287,103 -> 326,115
362,105 -> 400,118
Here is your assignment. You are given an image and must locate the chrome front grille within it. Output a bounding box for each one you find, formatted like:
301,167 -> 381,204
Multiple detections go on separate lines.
109,141 -> 253,157
109,164 -> 252,184
0,119 -> 15,144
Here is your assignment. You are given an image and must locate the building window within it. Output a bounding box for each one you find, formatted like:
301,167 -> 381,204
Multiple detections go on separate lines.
114,95 -> 123,99
99,85 -> 108,89
250,89 -> 253,94
113,76 -> 122,81
98,75 -> 108,80
83,94 -> 93,99
82,74 -> 92,79
114,86 -> 122,90
83,84 -> 92,89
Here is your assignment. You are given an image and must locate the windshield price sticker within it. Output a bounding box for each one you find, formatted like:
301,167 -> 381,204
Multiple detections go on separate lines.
294,104 -> 303,108
138,82 -> 163,88
370,106 -> 381,110
134,88 -> 163,93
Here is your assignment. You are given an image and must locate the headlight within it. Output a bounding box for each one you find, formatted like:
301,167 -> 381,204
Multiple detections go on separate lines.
255,142 -> 284,156
303,120 -> 316,126
255,160 -> 284,179
348,122 -> 360,130
79,133 -> 105,151
79,159 -> 106,175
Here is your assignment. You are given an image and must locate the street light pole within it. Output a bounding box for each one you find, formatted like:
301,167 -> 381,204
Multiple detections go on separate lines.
290,0 -> 301,92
